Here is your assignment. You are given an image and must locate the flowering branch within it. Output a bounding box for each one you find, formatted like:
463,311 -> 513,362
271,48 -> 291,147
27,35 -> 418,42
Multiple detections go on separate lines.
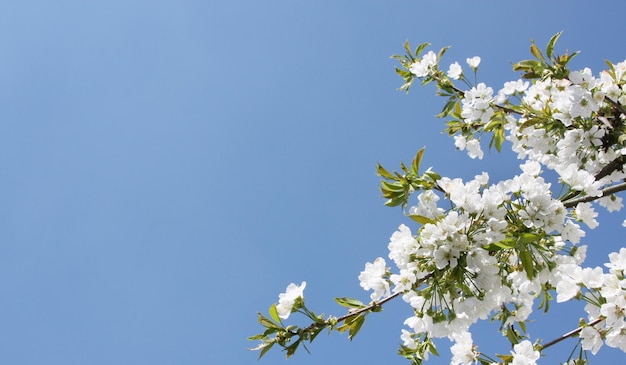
540,318 -> 604,351
563,181 -> 626,208
251,33 -> 626,365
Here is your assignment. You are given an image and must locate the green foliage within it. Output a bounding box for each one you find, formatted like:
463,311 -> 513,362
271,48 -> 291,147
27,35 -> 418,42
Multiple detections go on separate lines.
251,32 -> 626,365
377,148 -> 441,209
512,31 -> 578,80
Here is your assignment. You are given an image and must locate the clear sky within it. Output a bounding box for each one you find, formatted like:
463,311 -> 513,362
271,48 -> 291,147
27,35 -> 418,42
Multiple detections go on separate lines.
1,1 -> 625,364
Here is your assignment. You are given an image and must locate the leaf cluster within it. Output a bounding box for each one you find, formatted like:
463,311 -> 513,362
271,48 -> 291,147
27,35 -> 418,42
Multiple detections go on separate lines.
391,41 -> 450,93
377,148 -> 441,209
512,32 -> 578,80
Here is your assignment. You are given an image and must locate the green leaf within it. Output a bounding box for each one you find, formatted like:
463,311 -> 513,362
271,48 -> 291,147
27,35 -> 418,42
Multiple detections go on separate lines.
414,42 -> 431,58
380,180 -> 404,192
497,354 -> 513,363
258,341 -> 275,359
546,31 -> 562,59
563,51 -> 579,65
424,170 -> 441,181
506,325 -> 520,345
489,126 -> 504,153
257,312 -> 281,330
518,232 -> 539,245
512,59 -> 540,72
403,40 -> 412,59
428,340 -> 439,356
376,163 -> 396,180
399,161 -> 409,174
395,68 -> 410,78
384,195 -> 406,207
483,239 -> 516,252
604,59 -> 616,79
334,297 -> 366,309
248,333 -> 266,341
437,98 -> 458,118
285,338 -> 301,358
348,315 -> 366,340
269,303 -> 281,323
309,326 -> 324,342
519,249 -> 535,279
530,41 -> 545,62
412,148 -> 425,175
437,46 -> 450,61
408,214 -> 436,225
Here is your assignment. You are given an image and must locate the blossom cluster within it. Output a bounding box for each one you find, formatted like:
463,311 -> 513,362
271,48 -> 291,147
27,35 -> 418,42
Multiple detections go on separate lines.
361,160 -> 595,362
252,35 -> 626,365
357,36 -> 626,364
577,248 -> 626,354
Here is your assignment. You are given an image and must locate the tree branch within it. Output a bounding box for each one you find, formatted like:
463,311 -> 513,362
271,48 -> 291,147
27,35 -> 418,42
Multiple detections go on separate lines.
593,155 -> 626,182
605,97 -> 626,119
292,272 -> 435,337
563,181 -> 626,208
539,317 -> 604,351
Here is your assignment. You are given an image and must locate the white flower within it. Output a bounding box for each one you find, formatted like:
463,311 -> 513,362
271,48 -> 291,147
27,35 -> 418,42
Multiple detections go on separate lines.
454,135 -> 484,159
388,224 -> 418,269
466,139 -> 484,160
462,83 -> 494,123
511,340 -> 540,365
447,62 -> 463,80
400,329 -> 417,350
575,202 -> 599,229
390,268 -> 417,293
598,195 -> 623,212
276,281 -> 306,320
358,257 -> 390,301
501,80 -> 529,95
580,326 -> 603,354
466,56 -> 481,69
556,274 -> 580,302
606,248 -> 626,273
450,331 -> 479,365
410,51 -> 438,77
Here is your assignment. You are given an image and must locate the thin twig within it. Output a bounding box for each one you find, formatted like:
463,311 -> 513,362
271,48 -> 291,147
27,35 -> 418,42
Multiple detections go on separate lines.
336,272 -> 435,323
605,97 -> 626,118
540,317 -> 604,350
563,181 -> 626,208
294,272 -> 435,336
594,155 -> 626,182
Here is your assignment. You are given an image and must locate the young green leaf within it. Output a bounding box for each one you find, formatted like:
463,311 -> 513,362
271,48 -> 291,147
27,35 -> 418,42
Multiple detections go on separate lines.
285,338 -> 301,358
412,147 -> 425,175
546,31 -> 562,59
519,249 -> 536,279
408,214 -> 436,225
269,303 -> 281,323
334,297 -> 366,309
348,315 -> 366,340
257,312 -> 281,330
414,42 -> 431,58
377,163 -> 396,180
530,41 -> 546,63
258,341 -> 275,359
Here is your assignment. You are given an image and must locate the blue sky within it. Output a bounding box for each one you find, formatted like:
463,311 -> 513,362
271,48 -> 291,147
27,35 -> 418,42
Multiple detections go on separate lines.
0,1 -> 625,364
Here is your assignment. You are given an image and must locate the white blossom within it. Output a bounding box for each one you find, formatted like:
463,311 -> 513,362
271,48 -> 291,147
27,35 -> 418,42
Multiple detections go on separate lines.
358,257 -> 390,301
466,56 -> 481,69
447,62 -> 463,80
276,281 -> 306,320
511,341 -> 540,365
